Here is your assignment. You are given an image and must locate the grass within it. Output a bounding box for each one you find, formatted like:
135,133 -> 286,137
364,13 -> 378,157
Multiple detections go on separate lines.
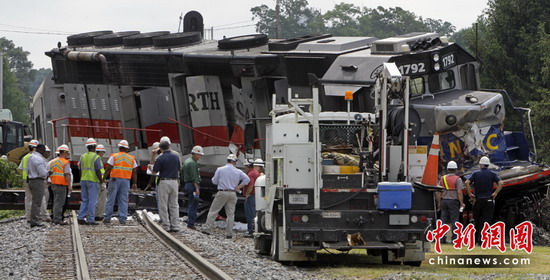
315,244 -> 550,279
0,210 -> 25,220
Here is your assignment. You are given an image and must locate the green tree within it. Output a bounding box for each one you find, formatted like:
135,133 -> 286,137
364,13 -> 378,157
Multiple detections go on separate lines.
251,0 -> 324,38
2,56 -> 30,124
0,158 -> 22,188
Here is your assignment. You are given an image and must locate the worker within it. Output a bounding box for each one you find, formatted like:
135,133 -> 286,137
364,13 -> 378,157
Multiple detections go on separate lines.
49,144 -> 72,225
202,154 -> 249,239
151,140 -> 181,232
146,142 -> 160,191
94,144 -> 107,221
40,146 -> 52,222
465,156 -> 503,243
103,140 -> 138,225
436,161 -> 464,243
18,139 -> 39,222
182,145 -> 204,230
77,138 -> 104,225
243,159 -> 261,237
26,144 -> 49,228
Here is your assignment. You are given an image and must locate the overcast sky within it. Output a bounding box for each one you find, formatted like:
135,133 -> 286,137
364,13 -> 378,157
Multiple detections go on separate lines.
0,0 -> 488,69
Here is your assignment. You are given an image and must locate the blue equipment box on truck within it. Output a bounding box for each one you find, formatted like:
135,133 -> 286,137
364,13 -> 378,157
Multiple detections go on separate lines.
377,182 -> 413,210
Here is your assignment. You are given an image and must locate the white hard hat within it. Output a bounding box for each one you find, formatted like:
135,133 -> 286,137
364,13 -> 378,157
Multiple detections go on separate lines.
253,158 -> 265,167
480,156 -> 491,165
85,138 -> 97,146
29,139 -> 39,147
447,161 -> 457,169
58,144 -> 70,152
227,154 -> 238,162
118,140 -> 129,148
96,144 -> 106,152
152,142 -> 160,149
191,145 -> 204,155
160,136 -> 171,145
45,145 -> 51,152
0,155 -> 7,160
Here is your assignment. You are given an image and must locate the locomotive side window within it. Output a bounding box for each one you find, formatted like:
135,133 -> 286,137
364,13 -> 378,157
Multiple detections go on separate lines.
428,70 -> 455,93
409,76 -> 425,96
460,64 -> 477,90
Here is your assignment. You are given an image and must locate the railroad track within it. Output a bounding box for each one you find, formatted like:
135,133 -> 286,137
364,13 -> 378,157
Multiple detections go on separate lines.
40,211 -> 232,280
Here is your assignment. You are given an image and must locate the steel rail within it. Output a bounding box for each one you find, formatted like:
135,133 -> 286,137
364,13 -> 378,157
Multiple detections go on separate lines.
138,210 -> 233,280
70,210 -> 91,280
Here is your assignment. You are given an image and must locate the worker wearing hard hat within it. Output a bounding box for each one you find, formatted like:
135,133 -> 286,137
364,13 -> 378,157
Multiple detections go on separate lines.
151,140 -> 182,232
103,140 -> 138,225
18,139 -> 39,222
465,156 -> 504,243
436,161 -> 464,243
77,138 -> 104,225
182,145 -> 204,230
243,158 -> 263,237
202,154 -> 249,239
49,144 -> 72,225
94,144 -> 107,221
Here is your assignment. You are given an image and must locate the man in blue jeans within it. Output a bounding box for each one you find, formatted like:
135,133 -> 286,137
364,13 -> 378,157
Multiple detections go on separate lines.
103,140 -> 138,224
78,138 -> 104,225
182,145 -> 204,230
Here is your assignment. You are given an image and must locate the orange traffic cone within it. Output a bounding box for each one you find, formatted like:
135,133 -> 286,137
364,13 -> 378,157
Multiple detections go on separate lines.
421,132 -> 440,186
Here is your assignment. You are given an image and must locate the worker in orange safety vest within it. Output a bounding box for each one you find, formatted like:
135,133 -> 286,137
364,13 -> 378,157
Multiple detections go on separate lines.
48,144 -> 72,225
103,140 -> 137,224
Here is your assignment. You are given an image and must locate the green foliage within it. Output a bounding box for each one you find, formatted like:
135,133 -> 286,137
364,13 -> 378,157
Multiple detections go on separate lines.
0,37 -> 50,125
2,56 -> 30,124
0,159 -> 22,188
456,0 -> 550,162
251,1 -> 456,39
0,210 -> 25,220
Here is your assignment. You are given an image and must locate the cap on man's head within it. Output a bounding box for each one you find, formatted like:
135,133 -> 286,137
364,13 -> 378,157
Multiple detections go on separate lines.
152,142 -> 160,149
447,161 -> 457,170
191,145 -> 204,155
96,144 -> 106,152
245,159 -> 254,167
480,156 -> 491,166
85,138 -> 97,147
29,139 -> 39,148
160,136 -> 171,145
45,145 -> 51,152
253,158 -> 265,167
118,140 -> 129,148
227,154 -> 238,162
58,144 -> 70,152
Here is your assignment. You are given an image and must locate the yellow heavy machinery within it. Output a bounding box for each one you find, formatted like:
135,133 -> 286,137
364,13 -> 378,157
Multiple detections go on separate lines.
0,109 -> 31,165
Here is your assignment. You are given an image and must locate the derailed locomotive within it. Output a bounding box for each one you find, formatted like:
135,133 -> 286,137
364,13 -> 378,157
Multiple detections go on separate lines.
32,12 -> 548,242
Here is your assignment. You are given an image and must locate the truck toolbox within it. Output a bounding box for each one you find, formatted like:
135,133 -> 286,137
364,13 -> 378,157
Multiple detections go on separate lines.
322,174 -> 363,188
377,182 -> 413,210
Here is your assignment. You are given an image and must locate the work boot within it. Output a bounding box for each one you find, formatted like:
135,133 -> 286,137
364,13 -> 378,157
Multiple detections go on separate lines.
77,219 -> 87,225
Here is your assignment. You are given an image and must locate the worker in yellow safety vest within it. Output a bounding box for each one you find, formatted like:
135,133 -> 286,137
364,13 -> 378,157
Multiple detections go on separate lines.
94,144 -> 107,221
103,140 -> 137,224
77,138 -> 104,225
49,144 -> 72,225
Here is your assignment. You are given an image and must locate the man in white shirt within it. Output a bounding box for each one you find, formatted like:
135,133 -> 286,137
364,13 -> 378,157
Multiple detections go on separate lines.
27,144 -> 50,227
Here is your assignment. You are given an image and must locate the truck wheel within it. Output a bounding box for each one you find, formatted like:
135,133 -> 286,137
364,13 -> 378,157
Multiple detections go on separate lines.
270,204 -> 281,261
381,250 -> 401,265
404,261 -> 422,267
255,234 -> 272,255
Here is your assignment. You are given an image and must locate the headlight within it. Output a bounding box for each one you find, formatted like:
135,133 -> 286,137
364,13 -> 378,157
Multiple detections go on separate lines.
433,53 -> 440,62
445,115 -> 457,126
433,63 -> 441,71
301,215 -> 309,223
